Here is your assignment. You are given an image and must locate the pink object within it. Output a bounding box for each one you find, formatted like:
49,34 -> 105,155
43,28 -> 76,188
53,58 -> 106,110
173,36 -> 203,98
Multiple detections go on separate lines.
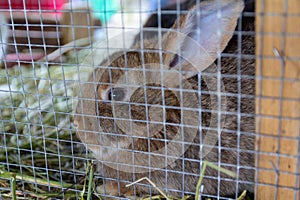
0,0 -> 65,11
4,52 -> 46,68
5,52 -> 45,61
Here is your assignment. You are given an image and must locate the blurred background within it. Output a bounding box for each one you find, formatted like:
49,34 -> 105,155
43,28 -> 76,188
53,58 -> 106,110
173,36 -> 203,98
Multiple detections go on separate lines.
0,0 -> 188,62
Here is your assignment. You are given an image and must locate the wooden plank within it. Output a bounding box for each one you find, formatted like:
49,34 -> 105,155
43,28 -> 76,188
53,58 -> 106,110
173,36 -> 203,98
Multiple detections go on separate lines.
60,3 -> 99,45
255,0 -> 300,199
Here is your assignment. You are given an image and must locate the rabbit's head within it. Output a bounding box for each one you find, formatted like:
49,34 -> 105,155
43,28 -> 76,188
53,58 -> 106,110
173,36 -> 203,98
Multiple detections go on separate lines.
74,0 -> 245,173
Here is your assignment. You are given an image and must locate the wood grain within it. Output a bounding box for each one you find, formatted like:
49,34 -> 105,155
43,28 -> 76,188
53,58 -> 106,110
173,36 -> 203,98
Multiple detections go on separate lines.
256,0 -> 300,199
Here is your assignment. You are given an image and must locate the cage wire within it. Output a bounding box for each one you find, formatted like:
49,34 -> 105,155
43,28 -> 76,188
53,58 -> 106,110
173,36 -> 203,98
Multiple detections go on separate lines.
255,0 -> 300,199
0,0 -> 299,200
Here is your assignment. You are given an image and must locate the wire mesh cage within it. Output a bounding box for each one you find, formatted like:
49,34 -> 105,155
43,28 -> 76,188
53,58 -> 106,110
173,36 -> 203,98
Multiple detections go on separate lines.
0,0 -> 299,199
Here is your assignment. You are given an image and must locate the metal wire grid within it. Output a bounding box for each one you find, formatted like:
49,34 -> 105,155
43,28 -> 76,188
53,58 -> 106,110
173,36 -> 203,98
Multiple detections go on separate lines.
3,0 -> 254,199
76,0 -> 256,199
0,1 -> 85,199
0,0 -> 298,199
255,0 -> 300,199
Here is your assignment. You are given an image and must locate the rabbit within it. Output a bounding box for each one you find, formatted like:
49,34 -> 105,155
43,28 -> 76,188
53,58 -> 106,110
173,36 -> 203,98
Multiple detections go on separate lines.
74,0 -> 255,198
0,13 -> 8,62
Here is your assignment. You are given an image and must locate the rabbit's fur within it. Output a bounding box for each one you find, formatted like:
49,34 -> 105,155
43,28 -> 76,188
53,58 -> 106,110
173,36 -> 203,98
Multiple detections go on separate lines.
75,0 -> 255,198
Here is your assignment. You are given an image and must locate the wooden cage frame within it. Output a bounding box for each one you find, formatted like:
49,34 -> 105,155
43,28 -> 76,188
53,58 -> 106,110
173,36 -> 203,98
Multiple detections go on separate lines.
255,0 -> 300,199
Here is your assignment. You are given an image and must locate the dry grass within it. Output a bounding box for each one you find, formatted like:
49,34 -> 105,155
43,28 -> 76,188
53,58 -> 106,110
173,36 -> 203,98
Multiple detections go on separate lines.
0,48 -> 94,199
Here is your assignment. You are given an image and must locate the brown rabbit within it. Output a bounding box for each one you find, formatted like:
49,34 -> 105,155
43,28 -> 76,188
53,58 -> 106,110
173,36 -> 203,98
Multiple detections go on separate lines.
74,0 -> 255,198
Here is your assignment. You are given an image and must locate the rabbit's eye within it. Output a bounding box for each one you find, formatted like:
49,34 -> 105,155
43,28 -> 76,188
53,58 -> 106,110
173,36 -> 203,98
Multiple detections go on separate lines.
107,87 -> 126,101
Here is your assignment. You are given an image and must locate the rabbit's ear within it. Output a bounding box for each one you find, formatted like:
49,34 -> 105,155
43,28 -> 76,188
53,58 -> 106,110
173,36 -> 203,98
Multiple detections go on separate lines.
161,0 -> 245,78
